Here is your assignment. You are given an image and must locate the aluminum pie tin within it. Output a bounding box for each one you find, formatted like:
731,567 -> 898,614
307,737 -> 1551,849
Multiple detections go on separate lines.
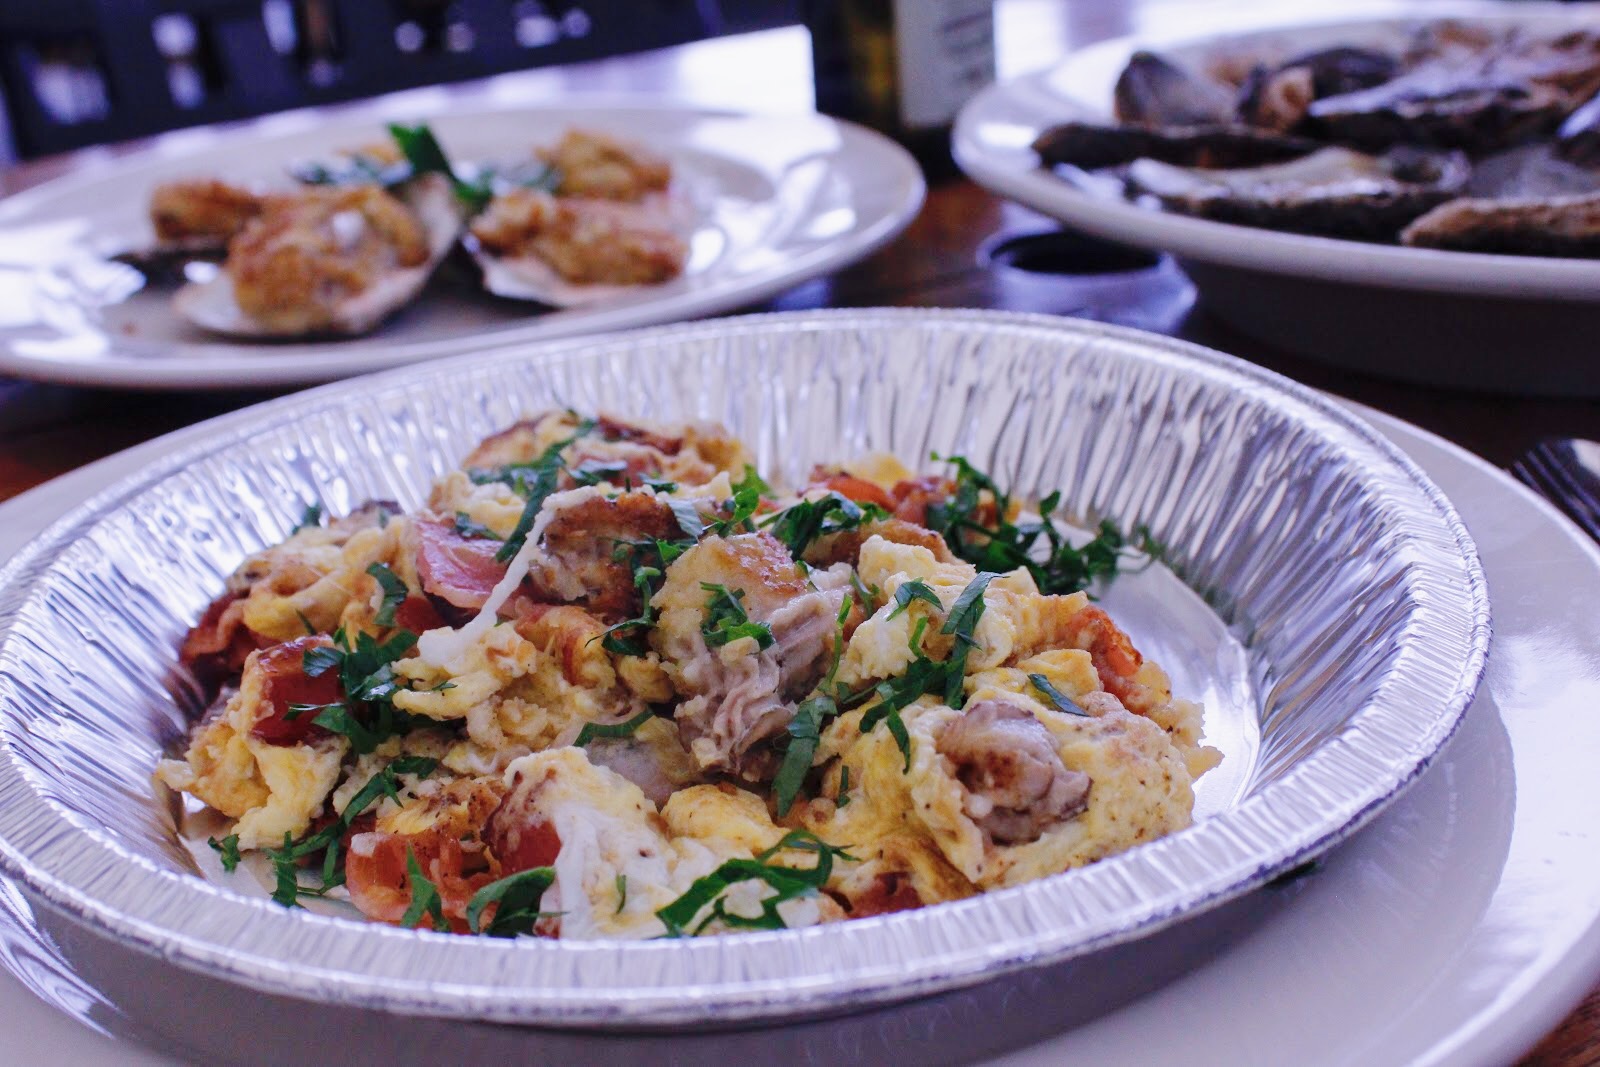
0,309 -> 1490,1027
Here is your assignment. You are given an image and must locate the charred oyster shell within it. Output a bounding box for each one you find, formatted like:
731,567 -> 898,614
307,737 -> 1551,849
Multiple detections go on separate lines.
1032,121 -> 1317,171
1114,50 -> 1237,127
1125,146 -> 1469,240
1237,47 -> 1401,133
1401,191 -> 1600,257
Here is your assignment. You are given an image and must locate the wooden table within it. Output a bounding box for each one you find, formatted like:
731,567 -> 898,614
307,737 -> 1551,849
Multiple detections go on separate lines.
0,3 -> 1597,1062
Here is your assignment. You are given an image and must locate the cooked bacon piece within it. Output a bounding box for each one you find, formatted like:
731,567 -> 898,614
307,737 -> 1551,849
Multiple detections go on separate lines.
413,519 -> 507,611
811,472 -> 895,511
394,594 -> 448,633
844,871 -> 924,917
801,518 -> 954,569
594,413 -> 683,454
180,590 -> 269,688
246,636 -> 341,745
888,475 -> 952,526
937,700 -> 1090,845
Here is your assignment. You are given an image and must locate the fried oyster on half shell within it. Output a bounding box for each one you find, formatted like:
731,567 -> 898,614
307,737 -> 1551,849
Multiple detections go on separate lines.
173,173 -> 461,338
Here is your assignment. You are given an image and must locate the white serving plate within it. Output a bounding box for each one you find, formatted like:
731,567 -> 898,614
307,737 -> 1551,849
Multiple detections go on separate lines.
0,100 -> 924,389
0,397 -> 1590,1067
0,309 -> 1486,1030
953,1 -> 1600,395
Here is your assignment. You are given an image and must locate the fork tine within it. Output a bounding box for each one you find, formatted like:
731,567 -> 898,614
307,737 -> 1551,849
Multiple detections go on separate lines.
1512,440 -> 1600,544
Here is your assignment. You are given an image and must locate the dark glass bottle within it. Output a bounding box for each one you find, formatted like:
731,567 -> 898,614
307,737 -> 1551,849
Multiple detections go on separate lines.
806,0 -> 996,178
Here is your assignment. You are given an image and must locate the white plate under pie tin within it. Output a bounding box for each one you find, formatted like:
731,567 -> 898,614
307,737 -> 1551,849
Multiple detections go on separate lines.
0,99 -> 924,390
952,1 -> 1600,395
0,310 -> 1488,1027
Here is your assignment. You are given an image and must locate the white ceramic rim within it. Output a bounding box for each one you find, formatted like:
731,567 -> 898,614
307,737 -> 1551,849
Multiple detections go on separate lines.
952,0 -> 1600,302
0,309 -> 1491,1028
0,97 -> 926,390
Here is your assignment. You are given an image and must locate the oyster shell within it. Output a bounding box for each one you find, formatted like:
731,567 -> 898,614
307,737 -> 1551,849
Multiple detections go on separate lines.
1114,50 -> 1237,127
1237,47 -> 1401,133
173,174 -> 460,338
1401,191 -> 1600,257
1032,121 -> 1317,171
1125,146 -> 1469,240
1306,26 -> 1600,155
1466,142 -> 1600,200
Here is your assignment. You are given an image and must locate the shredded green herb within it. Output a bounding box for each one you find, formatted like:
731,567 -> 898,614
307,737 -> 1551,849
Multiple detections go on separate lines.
452,512 -> 501,541
925,455 -> 1150,596
466,866 -> 558,937
615,874 -> 629,916
295,626 -> 423,755
699,583 -> 774,649
772,594 -> 853,816
573,708 -> 654,747
837,766 -> 851,807
707,466 -> 770,537
595,537 -> 693,656
656,830 -> 853,937
207,833 -> 241,873
366,562 -> 408,627
1029,673 -> 1091,717
887,578 -> 941,620
400,847 -> 451,933
764,491 -> 888,559
290,502 -> 323,535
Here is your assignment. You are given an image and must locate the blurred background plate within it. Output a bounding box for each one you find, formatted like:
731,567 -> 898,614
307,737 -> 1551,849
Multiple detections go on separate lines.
953,0 -> 1600,396
0,309 -> 1485,1028
0,100 -> 924,390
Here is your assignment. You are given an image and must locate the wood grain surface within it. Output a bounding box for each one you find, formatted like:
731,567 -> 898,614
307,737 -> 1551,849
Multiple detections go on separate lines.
0,2 -> 1597,1062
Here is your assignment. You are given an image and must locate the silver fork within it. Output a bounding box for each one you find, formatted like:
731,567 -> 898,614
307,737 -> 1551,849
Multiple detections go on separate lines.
1511,438 -> 1600,545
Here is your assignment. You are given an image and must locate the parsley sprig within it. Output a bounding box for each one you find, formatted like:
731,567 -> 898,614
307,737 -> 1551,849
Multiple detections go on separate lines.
366,562 -> 408,627
925,455 -> 1159,595
764,491 -> 889,559
294,626 -> 424,755
699,583 -> 774,649
706,466 -> 770,537
260,756 -> 438,908
656,830 -> 853,937
386,122 -> 559,213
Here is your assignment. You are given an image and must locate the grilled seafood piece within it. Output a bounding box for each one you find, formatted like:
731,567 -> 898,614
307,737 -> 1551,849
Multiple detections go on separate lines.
1125,146 -> 1469,240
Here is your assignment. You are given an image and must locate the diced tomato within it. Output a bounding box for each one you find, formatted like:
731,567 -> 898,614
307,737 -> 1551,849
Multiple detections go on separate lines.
248,636 -> 342,745
345,830 -> 495,932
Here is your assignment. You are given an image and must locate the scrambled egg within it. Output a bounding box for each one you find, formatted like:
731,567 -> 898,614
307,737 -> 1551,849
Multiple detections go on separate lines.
161,413 -> 1220,939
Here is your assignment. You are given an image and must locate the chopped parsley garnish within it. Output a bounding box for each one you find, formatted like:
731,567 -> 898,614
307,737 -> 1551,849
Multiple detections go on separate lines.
925,455 -> 1149,596
207,833 -> 241,873
764,491 -> 889,559
296,626 -> 424,755
569,459 -> 630,487
452,512 -> 501,541
257,756 -> 438,908
707,466 -> 769,536
472,419 -> 596,563
465,866 -> 557,937
366,562 -> 408,627
699,583 -> 774,650
596,537 -> 693,655
887,578 -> 941,620
1030,673 -> 1091,717
615,874 -> 629,915
772,594 -> 854,816
573,708 -> 654,747
289,150 -> 411,188
290,502 -> 323,535
858,571 -> 995,767
656,830 -> 853,937
836,766 -> 851,806
400,847 -> 451,933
